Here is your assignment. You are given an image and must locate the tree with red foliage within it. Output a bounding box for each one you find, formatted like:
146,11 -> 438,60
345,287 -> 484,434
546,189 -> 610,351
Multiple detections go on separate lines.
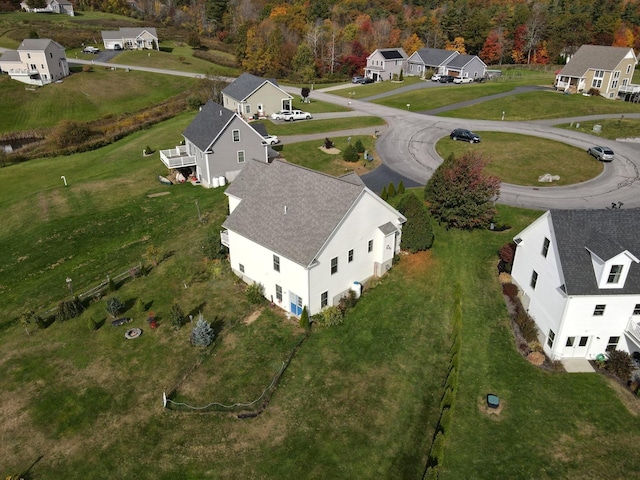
480,29 -> 504,65
511,24 -> 527,64
424,151 -> 501,230
338,40 -> 368,76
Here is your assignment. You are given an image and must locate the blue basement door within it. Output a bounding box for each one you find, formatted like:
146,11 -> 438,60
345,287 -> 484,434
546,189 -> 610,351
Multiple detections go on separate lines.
290,292 -> 303,316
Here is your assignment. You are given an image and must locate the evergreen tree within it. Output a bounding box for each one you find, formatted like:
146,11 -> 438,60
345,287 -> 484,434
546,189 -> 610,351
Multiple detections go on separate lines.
380,185 -> 388,200
191,314 -> 215,346
343,143 -> 359,162
299,306 -> 310,330
398,180 -> 405,195
388,182 -> 396,197
354,139 -> 365,153
105,297 -> 124,318
397,192 -> 434,252
169,303 -> 186,331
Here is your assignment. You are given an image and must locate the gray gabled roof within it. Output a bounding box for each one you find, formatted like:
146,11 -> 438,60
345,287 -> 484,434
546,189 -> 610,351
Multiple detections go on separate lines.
446,54 -> 484,69
558,45 -> 636,77
183,100 -> 235,152
550,209 -> 640,295
18,39 -> 64,51
223,160 -> 369,266
0,50 -> 20,62
102,27 -> 157,40
222,72 -> 289,102
411,48 -> 458,67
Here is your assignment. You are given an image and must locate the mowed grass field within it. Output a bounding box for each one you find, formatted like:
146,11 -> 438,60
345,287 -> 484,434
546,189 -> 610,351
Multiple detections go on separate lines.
0,67 -> 195,132
436,132 -> 604,186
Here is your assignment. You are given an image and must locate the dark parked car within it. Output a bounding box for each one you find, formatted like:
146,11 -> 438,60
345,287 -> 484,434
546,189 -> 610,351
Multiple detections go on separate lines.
587,145 -> 614,162
450,128 -> 481,143
356,77 -> 374,84
439,75 -> 454,83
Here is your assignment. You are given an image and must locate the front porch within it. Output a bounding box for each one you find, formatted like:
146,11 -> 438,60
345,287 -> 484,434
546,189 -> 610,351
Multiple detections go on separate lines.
159,145 -> 196,169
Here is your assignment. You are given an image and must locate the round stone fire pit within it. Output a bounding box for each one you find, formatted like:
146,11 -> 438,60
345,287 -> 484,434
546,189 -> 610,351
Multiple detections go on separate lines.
125,328 -> 142,339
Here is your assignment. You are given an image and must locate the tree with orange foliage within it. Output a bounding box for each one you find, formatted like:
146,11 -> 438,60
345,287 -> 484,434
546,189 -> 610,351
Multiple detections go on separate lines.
403,33 -> 424,56
445,37 -> 466,54
613,26 -> 635,47
533,41 -> 549,64
480,29 -> 503,65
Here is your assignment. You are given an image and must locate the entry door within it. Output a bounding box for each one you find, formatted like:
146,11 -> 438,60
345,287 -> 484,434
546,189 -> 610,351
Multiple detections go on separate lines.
290,293 -> 303,316
563,336 -> 590,357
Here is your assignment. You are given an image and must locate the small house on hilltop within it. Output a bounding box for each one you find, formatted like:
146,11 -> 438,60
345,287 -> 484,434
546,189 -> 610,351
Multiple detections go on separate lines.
511,209 -> 640,361
20,0 -> 74,15
555,45 -> 638,99
159,101 -> 271,187
221,72 -> 293,119
221,159 -> 406,316
0,39 -> 69,86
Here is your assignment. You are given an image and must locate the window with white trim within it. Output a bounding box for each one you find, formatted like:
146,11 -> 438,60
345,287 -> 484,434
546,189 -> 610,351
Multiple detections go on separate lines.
245,104 -> 251,114
331,257 -> 338,275
593,304 -> 606,316
368,240 -> 373,252
547,329 -> 555,348
273,254 -> 280,272
275,284 -> 282,302
321,291 -> 328,308
608,265 -> 623,284
606,336 -> 620,352
633,304 -> 640,315
239,264 -> 244,273
232,129 -> 240,142
530,270 -> 538,290
348,249 -> 354,262
627,64 -> 632,74
542,238 -> 550,258
237,150 -> 245,163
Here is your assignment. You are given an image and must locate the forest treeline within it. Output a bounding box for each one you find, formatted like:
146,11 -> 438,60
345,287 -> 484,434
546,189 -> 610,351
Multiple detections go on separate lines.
8,0 -> 640,80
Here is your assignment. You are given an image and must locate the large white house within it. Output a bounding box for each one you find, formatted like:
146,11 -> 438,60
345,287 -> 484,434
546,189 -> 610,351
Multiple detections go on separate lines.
0,39 -> 69,86
159,100 -> 271,187
511,209 -> 640,361
221,160 -> 406,316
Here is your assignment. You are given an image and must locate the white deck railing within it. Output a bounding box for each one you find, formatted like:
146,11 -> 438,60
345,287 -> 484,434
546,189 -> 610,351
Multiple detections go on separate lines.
220,230 -> 229,247
159,145 -> 196,168
625,318 -> 640,346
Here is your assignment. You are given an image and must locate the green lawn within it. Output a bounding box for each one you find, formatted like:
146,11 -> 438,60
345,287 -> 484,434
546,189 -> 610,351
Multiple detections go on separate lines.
329,76 -> 425,99
278,136 -> 380,176
0,67 -> 195,132
260,116 -> 385,136
289,97 -> 352,113
438,90 -> 640,121
557,118 -> 640,140
104,42 -> 240,76
374,82 -> 537,111
2,121 -> 640,477
436,132 -> 604,186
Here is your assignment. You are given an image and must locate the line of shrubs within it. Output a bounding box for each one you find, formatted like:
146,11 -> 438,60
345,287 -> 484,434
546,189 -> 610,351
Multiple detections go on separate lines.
424,285 -> 462,479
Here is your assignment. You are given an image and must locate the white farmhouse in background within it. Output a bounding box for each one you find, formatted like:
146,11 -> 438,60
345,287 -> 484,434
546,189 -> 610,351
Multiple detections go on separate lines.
511,209 -> 640,361
221,160 -> 406,316
0,39 -> 69,86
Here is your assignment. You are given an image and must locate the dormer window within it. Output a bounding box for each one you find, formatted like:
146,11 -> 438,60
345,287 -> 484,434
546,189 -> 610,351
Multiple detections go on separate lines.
607,265 -> 623,284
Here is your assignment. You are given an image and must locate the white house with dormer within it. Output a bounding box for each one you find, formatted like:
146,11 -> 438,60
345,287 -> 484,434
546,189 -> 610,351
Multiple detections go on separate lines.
0,39 -> 69,86
221,160 -> 406,316
511,209 -> 640,361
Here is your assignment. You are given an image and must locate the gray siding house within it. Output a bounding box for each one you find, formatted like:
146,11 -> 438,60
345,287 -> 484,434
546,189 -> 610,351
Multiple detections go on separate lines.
222,72 -> 293,118
406,48 -> 486,79
364,48 -> 408,81
159,101 -> 270,187
101,27 -> 159,50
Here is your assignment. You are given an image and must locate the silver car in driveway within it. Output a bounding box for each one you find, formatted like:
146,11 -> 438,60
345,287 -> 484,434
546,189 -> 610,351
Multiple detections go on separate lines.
587,146 -> 614,162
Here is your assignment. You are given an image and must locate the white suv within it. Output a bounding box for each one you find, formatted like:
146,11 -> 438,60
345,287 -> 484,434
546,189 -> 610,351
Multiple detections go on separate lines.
282,110 -> 312,122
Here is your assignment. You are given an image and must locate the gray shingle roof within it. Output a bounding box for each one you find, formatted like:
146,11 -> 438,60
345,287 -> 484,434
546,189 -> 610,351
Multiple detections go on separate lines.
18,39 -> 63,50
0,50 -> 20,62
558,45 -> 634,77
412,48 -> 458,67
222,72 -> 286,102
550,209 -> 640,295
183,100 -> 235,152
223,160 -> 368,266
102,27 -> 157,40
446,54 -> 480,68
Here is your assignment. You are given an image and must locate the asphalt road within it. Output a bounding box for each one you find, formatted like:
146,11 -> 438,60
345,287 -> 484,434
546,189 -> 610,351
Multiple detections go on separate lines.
63,58 -> 640,209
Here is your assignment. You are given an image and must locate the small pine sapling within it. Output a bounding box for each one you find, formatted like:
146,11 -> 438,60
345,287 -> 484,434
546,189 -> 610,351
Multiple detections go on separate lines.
388,182 -> 396,197
299,306 -> 310,330
191,313 -> 215,346
380,185 -> 388,200
398,180 -> 405,195
105,297 -> 124,318
354,139 -> 365,153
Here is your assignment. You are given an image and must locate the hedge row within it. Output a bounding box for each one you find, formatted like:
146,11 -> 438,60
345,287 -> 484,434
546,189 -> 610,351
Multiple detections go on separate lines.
424,285 -> 462,479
